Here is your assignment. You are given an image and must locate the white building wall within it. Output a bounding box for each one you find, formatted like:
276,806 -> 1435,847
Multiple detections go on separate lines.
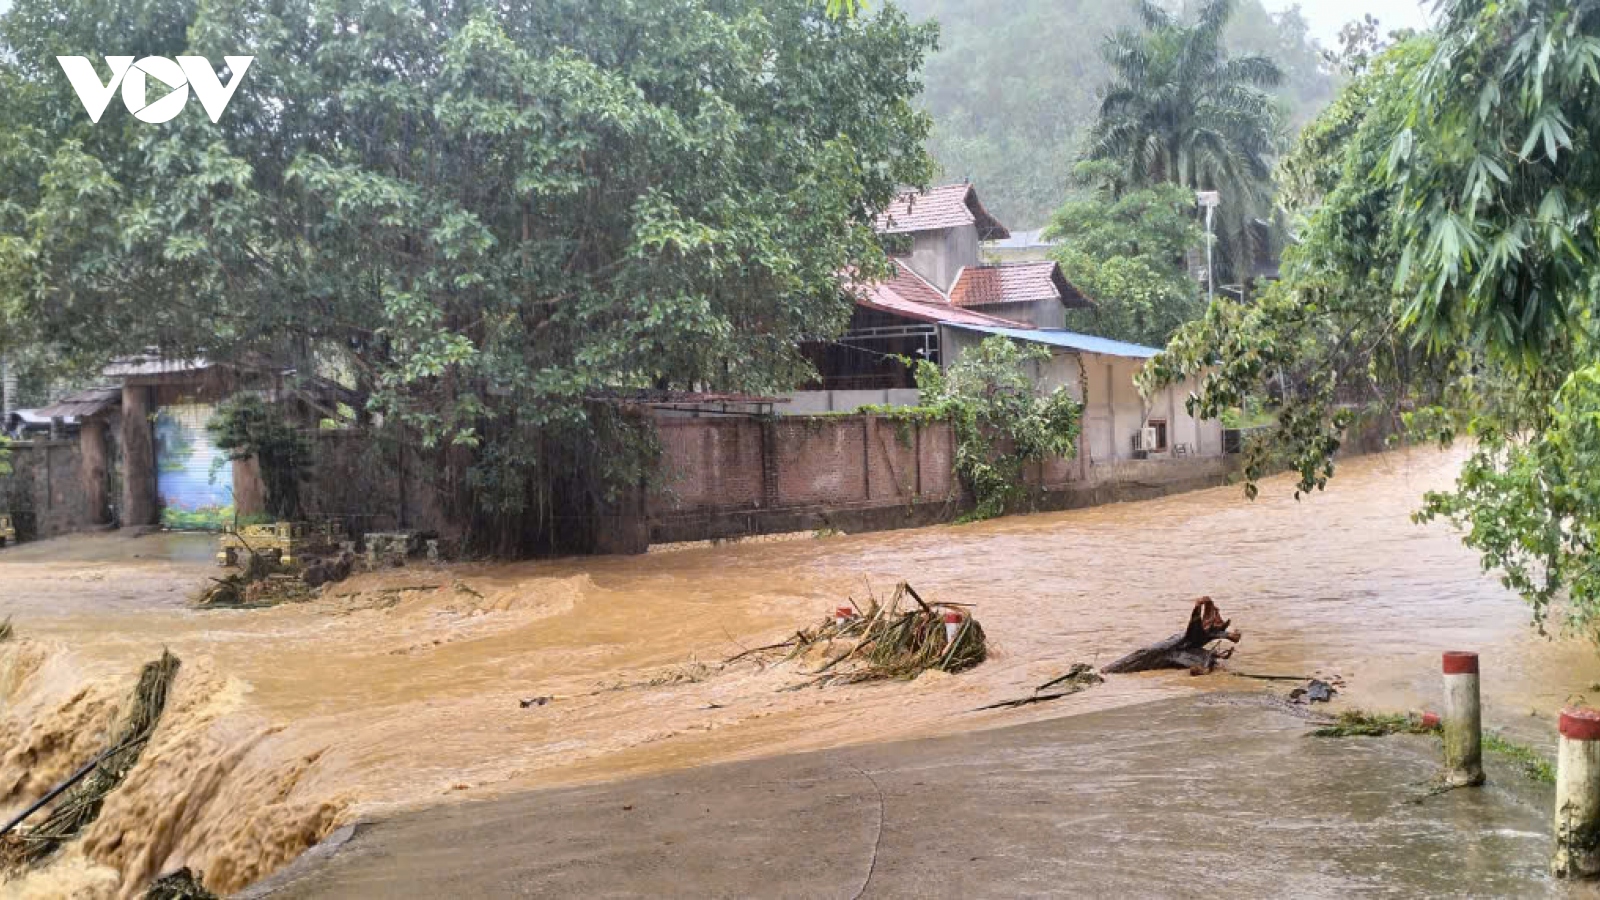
919,331 -> 1224,466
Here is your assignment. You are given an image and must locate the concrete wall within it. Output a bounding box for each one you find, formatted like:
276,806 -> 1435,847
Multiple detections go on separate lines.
783,388 -> 922,415
906,224 -> 980,292
971,299 -> 1066,329
302,430 -> 448,536
651,416 -> 961,543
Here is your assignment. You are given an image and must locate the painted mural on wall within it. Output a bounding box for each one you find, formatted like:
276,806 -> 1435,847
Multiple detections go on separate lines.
155,402 -> 234,530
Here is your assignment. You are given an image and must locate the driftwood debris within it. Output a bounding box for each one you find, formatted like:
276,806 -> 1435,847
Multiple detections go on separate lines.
1102,597 -> 1241,675
975,664 -> 1104,711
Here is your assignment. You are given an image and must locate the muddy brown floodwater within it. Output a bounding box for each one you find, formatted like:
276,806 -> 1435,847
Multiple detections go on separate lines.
3,448 -> 1599,897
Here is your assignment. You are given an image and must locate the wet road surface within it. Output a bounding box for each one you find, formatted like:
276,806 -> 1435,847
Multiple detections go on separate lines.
251,696 -> 1560,899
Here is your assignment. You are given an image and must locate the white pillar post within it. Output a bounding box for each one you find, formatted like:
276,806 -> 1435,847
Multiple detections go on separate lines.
1442,650 -> 1483,786
1555,708 -> 1600,878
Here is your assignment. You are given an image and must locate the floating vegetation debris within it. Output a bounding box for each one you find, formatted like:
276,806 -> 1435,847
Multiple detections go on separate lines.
1308,709 -> 1439,738
4,651 -> 181,865
198,551 -> 325,607
977,664 -> 1103,710
731,583 -> 987,688
594,661 -> 714,693
1310,711 -> 1556,785
145,867 -> 218,899
0,616 -> 12,642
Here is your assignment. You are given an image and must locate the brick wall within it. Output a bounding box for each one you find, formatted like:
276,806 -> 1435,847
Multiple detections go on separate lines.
302,431 -> 449,536
0,440 -> 98,540
651,415 -> 964,520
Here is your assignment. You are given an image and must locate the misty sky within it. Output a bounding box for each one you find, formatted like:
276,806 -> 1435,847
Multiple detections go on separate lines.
1264,0 -> 1434,47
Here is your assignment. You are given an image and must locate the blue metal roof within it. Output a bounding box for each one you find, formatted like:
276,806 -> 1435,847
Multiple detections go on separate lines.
944,324 -> 1161,359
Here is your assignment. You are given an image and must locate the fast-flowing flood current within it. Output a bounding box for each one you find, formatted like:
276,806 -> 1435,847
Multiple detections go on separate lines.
3,448 -> 1598,897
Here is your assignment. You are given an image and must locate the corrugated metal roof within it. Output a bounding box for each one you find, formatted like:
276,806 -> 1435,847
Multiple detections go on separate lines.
874,184 -> 1010,239
945,324 -> 1162,359
33,386 -> 120,419
102,355 -> 210,377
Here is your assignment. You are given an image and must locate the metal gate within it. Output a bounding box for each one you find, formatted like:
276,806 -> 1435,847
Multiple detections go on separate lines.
154,402 -> 233,530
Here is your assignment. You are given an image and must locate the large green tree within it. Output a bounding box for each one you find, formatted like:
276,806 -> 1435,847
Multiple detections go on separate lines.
0,0 -> 935,554
1085,0 -> 1283,285
1044,168 -> 1204,347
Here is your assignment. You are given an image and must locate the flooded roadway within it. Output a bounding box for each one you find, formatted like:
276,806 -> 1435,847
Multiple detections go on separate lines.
3,448 -> 1599,896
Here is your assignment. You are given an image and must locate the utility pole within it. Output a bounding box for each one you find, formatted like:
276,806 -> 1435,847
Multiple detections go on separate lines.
1196,190 -> 1220,306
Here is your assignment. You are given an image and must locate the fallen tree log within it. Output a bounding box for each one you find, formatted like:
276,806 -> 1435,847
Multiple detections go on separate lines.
1102,597 -> 1241,675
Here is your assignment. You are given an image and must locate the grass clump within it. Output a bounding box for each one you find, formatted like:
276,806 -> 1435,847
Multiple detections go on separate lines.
1311,710 -> 1557,785
1310,710 -> 1436,737
0,616 -> 12,642
1483,732 -> 1556,784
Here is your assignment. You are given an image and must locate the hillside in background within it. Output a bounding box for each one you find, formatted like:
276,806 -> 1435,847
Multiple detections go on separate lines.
898,0 -> 1338,227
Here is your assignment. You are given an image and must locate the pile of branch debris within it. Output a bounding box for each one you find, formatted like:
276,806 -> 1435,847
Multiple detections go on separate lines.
197,550 -> 354,607
730,583 -> 986,688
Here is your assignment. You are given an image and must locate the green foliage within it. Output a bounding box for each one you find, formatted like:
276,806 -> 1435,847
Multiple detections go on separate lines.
1385,0 -> 1600,367
1309,710 -> 1435,737
1390,0 -> 1600,632
0,436 -> 9,478
207,396 -> 312,522
1482,731 -> 1557,784
1084,0 -> 1283,283
909,336 -> 1081,521
898,0 -> 1335,228
0,0 -> 936,555
1045,174 -> 1204,346
1141,39 -> 1443,501
1417,364 -> 1600,632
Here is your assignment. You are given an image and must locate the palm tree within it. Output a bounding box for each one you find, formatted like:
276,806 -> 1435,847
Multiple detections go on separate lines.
1086,0 -> 1282,290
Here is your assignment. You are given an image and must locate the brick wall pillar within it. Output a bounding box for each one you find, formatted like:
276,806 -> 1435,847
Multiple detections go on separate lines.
759,419 -> 780,508
79,417 -> 110,525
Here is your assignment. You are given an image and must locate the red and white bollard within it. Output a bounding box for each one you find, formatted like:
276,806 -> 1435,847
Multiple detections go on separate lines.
1442,651 -> 1484,786
943,611 -> 963,645
1555,708 -> 1600,878
835,607 -> 854,627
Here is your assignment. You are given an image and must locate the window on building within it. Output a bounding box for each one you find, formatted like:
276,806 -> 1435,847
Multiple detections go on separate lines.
1147,418 -> 1169,452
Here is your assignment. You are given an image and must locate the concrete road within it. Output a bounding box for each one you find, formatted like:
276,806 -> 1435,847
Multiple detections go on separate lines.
246,695 -> 1557,898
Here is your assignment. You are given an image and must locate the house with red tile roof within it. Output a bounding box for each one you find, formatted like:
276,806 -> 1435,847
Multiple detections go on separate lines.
799,183 -> 1096,399
793,183 -> 1224,466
